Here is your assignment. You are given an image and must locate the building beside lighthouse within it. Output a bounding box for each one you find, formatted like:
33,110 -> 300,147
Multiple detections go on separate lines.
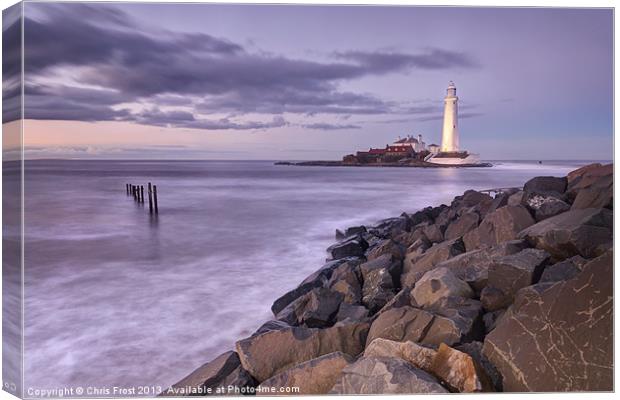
427,81 -> 481,165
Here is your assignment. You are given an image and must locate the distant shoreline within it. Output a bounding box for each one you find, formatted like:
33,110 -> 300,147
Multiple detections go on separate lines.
274,160 -> 493,168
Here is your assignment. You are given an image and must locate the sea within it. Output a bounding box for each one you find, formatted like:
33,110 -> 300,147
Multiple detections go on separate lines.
11,159 -> 601,392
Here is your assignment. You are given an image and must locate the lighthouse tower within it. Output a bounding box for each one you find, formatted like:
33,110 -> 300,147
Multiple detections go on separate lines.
440,81 -> 459,152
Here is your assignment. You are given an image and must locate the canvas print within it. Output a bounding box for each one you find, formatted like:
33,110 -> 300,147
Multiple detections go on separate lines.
1,1 -> 614,398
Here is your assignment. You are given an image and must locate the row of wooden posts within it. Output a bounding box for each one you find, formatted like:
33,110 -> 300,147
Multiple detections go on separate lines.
126,183 -> 159,214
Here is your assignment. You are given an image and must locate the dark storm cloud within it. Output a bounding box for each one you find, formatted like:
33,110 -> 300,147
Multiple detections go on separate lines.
334,49 -> 478,71
8,3 -> 480,129
133,107 -> 288,130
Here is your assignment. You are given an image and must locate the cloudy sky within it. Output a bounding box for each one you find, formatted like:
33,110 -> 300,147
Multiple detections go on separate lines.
2,2 -> 613,160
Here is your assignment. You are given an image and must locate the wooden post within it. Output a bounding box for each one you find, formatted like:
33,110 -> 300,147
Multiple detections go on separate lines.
153,185 -> 159,214
133,185 -> 137,201
148,183 -> 153,214
140,186 -> 144,203
126,183 -> 129,194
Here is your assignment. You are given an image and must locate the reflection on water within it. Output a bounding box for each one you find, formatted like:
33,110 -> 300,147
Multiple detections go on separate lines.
22,159 -> 590,391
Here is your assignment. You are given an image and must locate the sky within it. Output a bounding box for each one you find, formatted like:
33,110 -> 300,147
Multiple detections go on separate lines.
2,2 -> 614,160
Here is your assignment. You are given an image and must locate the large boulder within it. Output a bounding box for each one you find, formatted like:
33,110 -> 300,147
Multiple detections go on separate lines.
423,296 -> 484,344
330,357 -> 448,394
411,267 -> 474,307
276,287 -> 343,328
567,164 -> 613,210
366,239 -> 404,261
444,212 -> 480,240
483,251 -> 612,391
463,206 -> 535,252
328,260 -> 363,304
566,163 -> 613,207
522,176 -> 567,199
236,321 -> 369,382
367,303 -> 478,347
435,240 -> 529,292
402,238 -> 465,287
364,338 -> 437,371
271,258 -> 357,315
366,306 -> 434,346
486,248 -> 551,305
518,208 -> 612,260
258,352 -> 353,395
430,343 -> 494,392
328,237 -> 368,259
163,351 -> 255,396
359,254 -> 401,313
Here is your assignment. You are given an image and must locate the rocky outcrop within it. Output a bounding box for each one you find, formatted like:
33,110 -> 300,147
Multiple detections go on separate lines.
176,163 -> 612,395
518,207 -> 612,260
330,357 -> 448,394
483,251 -> 613,391
258,352 -> 353,395
236,321 -> 369,382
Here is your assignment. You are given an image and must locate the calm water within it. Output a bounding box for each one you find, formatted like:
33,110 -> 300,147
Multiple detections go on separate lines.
19,159 -> 591,392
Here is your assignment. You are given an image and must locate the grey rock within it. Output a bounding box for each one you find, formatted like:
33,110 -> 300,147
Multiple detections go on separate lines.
271,258 -> 356,315
236,321 -> 369,382
518,207 -> 612,260
444,212 -> 480,240
486,248 -> 551,304
532,196 -> 570,221
259,352 -> 353,395
402,238 -> 465,287
328,237 -> 368,259
411,267 -> 474,307
330,356 -> 448,394
366,239 -> 403,261
463,206 -> 535,252
539,255 -> 587,283
360,254 -> 401,313
276,287 -> 343,328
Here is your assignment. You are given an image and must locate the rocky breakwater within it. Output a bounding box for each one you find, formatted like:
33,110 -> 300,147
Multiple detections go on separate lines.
163,163 -> 613,395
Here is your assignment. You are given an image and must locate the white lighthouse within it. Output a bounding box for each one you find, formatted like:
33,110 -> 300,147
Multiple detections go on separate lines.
440,81 -> 459,152
427,81 -> 482,165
